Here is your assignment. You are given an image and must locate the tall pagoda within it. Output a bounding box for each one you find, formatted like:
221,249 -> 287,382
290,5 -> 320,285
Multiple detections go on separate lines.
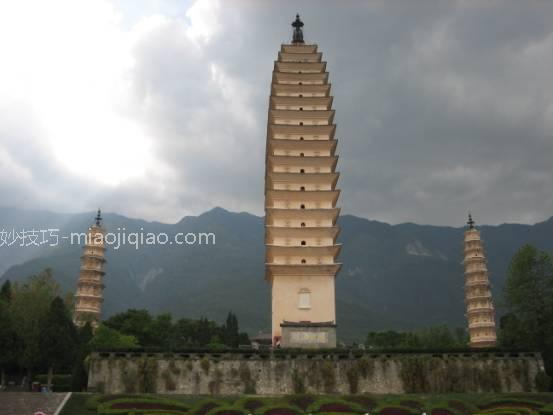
264,15 -> 341,348
73,209 -> 107,329
463,213 -> 497,348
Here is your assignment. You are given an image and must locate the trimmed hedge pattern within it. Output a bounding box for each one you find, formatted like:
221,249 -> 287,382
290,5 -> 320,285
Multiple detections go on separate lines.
66,393 -> 553,415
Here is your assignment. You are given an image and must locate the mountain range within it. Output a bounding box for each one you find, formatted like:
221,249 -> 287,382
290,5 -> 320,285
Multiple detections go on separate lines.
1,205 -> 552,342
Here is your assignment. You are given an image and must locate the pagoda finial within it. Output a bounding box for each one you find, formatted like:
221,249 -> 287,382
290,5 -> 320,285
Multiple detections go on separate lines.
467,212 -> 475,229
95,208 -> 102,227
291,14 -> 304,44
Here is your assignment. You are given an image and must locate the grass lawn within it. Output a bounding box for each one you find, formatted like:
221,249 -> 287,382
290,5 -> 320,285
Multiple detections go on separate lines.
59,393 -> 553,415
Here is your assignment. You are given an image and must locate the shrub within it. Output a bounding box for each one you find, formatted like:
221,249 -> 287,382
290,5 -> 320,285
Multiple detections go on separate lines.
206,406 -> 247,415
377,406 -> 418,415
288,395 -> 315,411
431,409 -> 455,415
235,398 -> 265,412
191,400 -> 221,415
255,405 -> 299,415
345,396 -> 377,411
97,397 -> 189,415
535,371 -> 551,392
307,397 -> 364,414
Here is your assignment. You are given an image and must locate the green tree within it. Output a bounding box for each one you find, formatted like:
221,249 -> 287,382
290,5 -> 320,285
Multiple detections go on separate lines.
418,325 -> 456,349
1,279 -> 12,302
150,313 -> 174,349
39,296 -> 78,390
10,269 -> 61,389
103,309 -> 154,346
89,325 -> 139,349
71,323 -> 94,391
223,312 -> 239,348
503,244 -> 553,378
0,296 -> 18,388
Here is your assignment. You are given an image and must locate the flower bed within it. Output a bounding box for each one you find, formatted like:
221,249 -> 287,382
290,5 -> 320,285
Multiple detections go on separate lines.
98,398 -> 189,415
377,406 -> 418,415
193,401 -> 221,415
287,395 -> 315,410
431,409 -> 455,415
206,407 -> 246,415
307,398 -> 365,414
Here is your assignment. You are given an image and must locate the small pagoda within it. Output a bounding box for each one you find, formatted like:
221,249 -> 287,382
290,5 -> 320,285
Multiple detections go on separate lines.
73,209 -> 107,329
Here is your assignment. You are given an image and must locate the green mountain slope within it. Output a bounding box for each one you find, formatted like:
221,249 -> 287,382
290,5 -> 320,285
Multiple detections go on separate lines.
1,206 -> 552,341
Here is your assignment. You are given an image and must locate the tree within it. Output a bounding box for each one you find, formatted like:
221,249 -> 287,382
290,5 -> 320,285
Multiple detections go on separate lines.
39,297 -> 78,390
1,279 -> 12,302
503,244 -> 553,380
498,313 -> 523,349
365,325 -> 465,350
223,312 -> 239,348
0,298 -> 18,388
89,325 -> 139,349
71,323 -> 94,391
103,309 -> 154,346
10,269 -> 61,389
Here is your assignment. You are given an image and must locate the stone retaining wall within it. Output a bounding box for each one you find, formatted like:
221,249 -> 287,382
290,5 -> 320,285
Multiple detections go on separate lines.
87,350 -> 546,395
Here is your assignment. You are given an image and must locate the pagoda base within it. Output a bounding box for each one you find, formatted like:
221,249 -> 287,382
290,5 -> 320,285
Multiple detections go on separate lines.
280,321 -> 336,348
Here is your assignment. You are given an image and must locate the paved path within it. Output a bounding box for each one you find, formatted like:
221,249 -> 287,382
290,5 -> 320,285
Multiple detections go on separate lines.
0,392 -> 69,415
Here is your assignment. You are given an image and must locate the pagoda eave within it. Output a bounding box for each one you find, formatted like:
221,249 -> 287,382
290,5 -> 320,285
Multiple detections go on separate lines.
268,138 -> 337,154
270,96 -> 333,110
266,207 -> 340,225
265,263 -> 342,278
269,124 -> 336,139
265,225 -> 340,240
278,51 -> 322,62
266,244 -> 341,258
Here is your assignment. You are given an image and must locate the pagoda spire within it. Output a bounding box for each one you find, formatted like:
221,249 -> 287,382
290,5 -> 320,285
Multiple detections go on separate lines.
73,210 -> 107,329
467,212 -> 475,229
291,14 -> 305,44
463,213 -> 497,348
95,208 -> 102,227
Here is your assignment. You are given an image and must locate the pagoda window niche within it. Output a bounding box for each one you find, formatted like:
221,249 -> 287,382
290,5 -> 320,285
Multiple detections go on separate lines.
298,289 -> 311,309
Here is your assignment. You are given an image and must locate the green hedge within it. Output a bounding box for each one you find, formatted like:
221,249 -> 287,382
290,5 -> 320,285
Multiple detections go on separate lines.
205,406 -> 247,415
306,397 -> 366,414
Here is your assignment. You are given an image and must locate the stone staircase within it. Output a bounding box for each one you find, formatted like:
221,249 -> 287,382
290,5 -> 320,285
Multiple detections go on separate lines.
0,392 -> 70,415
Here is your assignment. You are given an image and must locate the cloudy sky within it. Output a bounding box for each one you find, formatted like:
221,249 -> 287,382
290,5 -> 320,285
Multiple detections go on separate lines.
1,0 -> 552,226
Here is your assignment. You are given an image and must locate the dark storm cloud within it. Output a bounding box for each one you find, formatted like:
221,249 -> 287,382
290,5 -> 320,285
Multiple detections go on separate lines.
1,0 -> 553,225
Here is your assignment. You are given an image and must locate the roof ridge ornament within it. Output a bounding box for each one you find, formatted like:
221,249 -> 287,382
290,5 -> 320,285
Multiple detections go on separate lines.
291,14 -> 304,44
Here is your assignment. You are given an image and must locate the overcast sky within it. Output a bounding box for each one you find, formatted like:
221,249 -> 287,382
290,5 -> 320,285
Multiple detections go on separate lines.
1,0 -> 552,226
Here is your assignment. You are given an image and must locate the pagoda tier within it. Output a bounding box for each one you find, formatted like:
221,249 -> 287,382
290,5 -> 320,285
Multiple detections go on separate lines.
463,214 -> 497,348
266,207 -> 340,227
265,32 -> 341,348
73,210 -> 107,329
270,96 -> 333,110
273,72 -> 329,85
